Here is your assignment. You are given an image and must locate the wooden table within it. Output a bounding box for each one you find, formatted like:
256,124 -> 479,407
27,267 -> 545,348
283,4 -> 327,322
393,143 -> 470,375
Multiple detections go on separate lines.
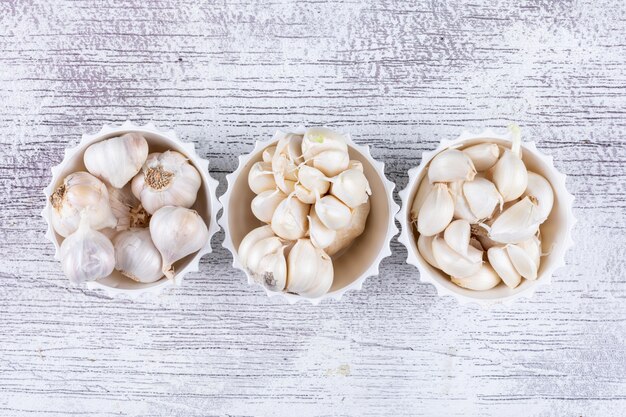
1,1 -> 624,415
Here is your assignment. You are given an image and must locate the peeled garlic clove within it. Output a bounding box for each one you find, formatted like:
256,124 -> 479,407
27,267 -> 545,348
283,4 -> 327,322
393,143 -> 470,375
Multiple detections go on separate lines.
131,151 -> 201,215
410,178 -> 433,221
113,228 -> 163,283
348,160 -> 363,171
522,172 -> 554,222
251,189 -> 287,223
451,263 -> 501,291
432,236 -> 482,278
443,219 -> 471,257
517,234 -> 541,267
84,133 -> 149,188
286,239 -> 333,298
308,207 -> 336,249
324,200 -> 370,256
298,165 -> 330,195
417,183 -> 454,236
302,127 -> 348,160
417,233 -> 439,268
149,206 -> 209,279
262,145 -> 276,163
271,196 -> 309,240
463,178 -> 503,220
506,243 -> 538,280
247,161 -> 276,194
488,197 -> 542,244
487,246 -> 521,288
50,172 -> 117,237
428,149 -> 476,183
330,168 -> 371,208
59,214 -> 115,284
315,195 -> 351,230
462,143 -> 500,171
238,225 -> 275,269
313,149 -> 350,177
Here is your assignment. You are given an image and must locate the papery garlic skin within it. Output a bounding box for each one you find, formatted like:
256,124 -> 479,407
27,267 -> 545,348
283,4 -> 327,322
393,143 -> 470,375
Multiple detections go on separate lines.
59,215 -> 115,284
131,151 -> 201,214
506,244 -> 538,281
463,143 -> 500,171
428,149 -> 476,183
417,234 -> 439,268
248,161 -> 276,194
149,206 -> 209,279
330,168 -> 371,208
50,172 -> 117,237
84,133 -> 149,188
271,196 -> 310,240
246,236 -> 287,291
463,178 -> 503,220
238,225 -> 275,269
106,184 -> 148,231
302,127 -> 348,160
308,207 -> 336,249
449,181 -> 479,223
431,236 -> 482,278
325,200 -> 370,256
522,172 -> 554,222
315,195 -> 352,230
251,189 -> 287,223
517,234 -> 542,268
417,183 -> 454,236
487,246 -> 521,288
286,239 -> 333,298
113,228 -> 163,283
443,220 -> 471,258
488,197 -> 542,244
410,178 -> 433,221
451,263 -> 501,291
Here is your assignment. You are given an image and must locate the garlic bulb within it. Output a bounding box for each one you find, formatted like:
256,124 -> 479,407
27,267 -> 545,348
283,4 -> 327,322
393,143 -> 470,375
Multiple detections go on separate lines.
417,233 -> 439,268
463,143 -> 500,171
271,196 -> 309,240
251,189 -> 287,223
506,243 -> 538,281
302,127 -> 348,160
131,151 -> 201,214
428,149 -> 476,183
238,225 -> 275,268
313,149 -> 350,177
487,246 -> 521,288
417,183 -> 454,236
246,236 -> 287,291
84,133 -> 149,188
451,263 -> 501,291
50,171 -> 117,237
315,195 -> 351,230
522,172 -> 554,222
106,184 -> 148,230
149,206 -> 209,278
286,239 -> 333,298
431,236 -> 482,278
308,207 -> 336,249
248,161 -> 276,194
488,197 -> 542,244
325,200 -> 370,256
491,130 -> 528,202
59,214 -> 115,284
113,228 -> 163,283
330,168 -> 371,208
462,177 -> 503,220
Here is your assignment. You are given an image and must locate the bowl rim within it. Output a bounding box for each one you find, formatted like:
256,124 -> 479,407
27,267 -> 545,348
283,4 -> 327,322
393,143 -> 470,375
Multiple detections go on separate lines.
396,127 -> 576,307
218,126 -> 399,304
41,121 -> 222,298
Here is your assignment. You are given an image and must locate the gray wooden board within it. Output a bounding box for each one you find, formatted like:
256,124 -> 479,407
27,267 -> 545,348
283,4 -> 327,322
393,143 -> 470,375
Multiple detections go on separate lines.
0,0 -> 625,416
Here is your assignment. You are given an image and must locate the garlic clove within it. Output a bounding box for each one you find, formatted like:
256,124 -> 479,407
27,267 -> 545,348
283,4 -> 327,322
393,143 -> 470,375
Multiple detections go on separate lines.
330,168 -> 371,208
113,228 -> 163,283
149,206 -> 209,279
324,200 -> 370,256
302,127 -> 348,160
417,183 -> 454,236
50,171 -> 118,237
294,184 -> 317,204
308,207 -> 337,249
247,161 -> 276,194
410,178 -> 433,221
521,172 -> 554,222
488,197 -> 542,244
131,151 -> 202,215
262,145 -> 277,163
431,236 -> 482,278
487,246 -> 521,288
298,165 -> 330,196
463,177 -> 503,220
238,225 -> 275,269
59,214 -> 115,284
251,189 -> 287,223
428,149 -> 476,183
247,236 -> 287,291
274,132 -> 304,164
449,181 -> 479,223
313,149 -> 350,177
417,233 -> 439,268
84,133 -> 149,188
506,243 -> 538,281
271,196 -> 310,240
272,152 -> 299,193
315,195 -> 352,230
451,263 -> 501,291
286,239 -> 333,298
490,130 -> 528,202
462,143 -> 500,171
443,219 -> 471,258
106,183 -> 149,230
348,160 -> 363,171
517,234 -> 542,268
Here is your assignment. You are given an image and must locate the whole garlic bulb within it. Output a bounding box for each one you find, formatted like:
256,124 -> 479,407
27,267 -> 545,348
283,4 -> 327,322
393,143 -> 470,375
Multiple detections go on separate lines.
84,133 -> 149,188
330,168 -> 371,208
286,239 -> 333,298
59,214 -> 115,284
50,171 -> 117,237
131,151 -> 201,215
113,228 -> 163,283
149,206 -> 209,278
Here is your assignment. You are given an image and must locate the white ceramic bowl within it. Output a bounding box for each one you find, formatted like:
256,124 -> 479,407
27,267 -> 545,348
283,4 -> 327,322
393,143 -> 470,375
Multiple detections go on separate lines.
397,128 -> 576,307
42,121 -> 221,298
219,127 -> 399,304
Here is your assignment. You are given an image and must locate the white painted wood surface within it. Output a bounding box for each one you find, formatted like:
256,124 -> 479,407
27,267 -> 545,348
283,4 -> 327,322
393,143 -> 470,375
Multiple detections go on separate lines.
1,0 -> 625,415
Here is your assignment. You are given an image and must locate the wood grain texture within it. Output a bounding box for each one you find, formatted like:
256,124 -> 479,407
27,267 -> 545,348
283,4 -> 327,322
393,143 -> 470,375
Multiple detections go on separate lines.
1,0 -> 625,416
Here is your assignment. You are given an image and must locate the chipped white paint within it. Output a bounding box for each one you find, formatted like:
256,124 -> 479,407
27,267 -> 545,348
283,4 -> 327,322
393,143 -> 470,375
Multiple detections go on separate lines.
0,0 -> 625,416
